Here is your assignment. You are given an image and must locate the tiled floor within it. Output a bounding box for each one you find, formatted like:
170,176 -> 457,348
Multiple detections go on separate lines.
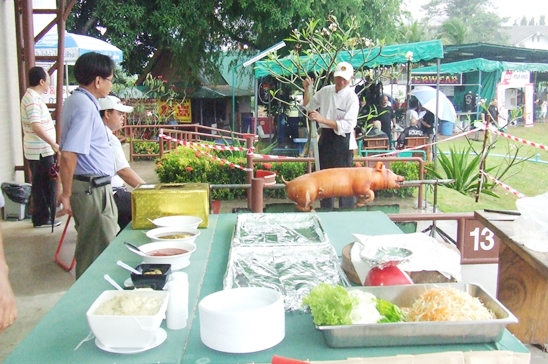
1,160 -> 546,362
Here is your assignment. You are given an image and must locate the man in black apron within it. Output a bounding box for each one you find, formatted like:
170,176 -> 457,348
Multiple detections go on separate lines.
303,62 -> 359,210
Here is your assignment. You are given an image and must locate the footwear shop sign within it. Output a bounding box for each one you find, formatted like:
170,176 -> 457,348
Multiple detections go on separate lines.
411,73 -> 462,86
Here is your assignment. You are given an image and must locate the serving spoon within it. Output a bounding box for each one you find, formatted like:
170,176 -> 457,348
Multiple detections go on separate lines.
116,260 -> 142,275
104,274 -> 124,291
124,242 -> 149,257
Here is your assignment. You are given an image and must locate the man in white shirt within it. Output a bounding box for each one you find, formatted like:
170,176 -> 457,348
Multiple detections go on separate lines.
303,62 -> 359,210
405,99 -> 420,128
20,67 -> 61,228
99,95 -> 146,231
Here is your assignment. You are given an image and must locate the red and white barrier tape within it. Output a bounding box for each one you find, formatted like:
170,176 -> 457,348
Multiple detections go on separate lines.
159,134 -> 251,171
480,170 -> 526,198
490,129 -> 548,151
160,133 -> 302,160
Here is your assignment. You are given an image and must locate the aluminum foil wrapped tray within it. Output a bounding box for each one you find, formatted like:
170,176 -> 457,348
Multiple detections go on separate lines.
232,213 -> 328,247
224,213 -> 347,311
317,283 -> 517,348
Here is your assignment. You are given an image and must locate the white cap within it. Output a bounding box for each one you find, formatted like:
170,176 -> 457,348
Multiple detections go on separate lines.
334,62 -> 354,81
98,95 -> 134,113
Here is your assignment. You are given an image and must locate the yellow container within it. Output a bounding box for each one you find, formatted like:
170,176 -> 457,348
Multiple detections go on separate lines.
131,183 -> 209,229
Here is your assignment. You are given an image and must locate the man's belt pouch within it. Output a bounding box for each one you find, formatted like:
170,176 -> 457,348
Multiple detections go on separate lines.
92,175 -> 111,187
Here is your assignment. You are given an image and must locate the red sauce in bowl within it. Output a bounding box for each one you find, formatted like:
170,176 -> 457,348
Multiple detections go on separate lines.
148,248 -> 188,257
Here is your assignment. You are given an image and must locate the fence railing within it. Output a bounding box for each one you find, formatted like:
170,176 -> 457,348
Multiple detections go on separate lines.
119,123 -> 254,162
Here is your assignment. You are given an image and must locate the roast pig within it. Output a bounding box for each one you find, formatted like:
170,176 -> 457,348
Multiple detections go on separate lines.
283,161 -> 405,212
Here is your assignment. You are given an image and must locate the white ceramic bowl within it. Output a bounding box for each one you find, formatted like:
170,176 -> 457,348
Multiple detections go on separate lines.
151,215 -> 203,229
86,290 -> 168,348
199,287 -> 285,353
137,240 -> 197,270
146,227 -> 200,244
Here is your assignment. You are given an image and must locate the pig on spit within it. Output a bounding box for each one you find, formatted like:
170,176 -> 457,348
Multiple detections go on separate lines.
282,161 -> 405,212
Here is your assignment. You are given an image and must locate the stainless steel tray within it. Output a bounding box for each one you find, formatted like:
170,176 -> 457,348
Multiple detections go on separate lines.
317,283 -> 517,347
232,213 -> 328,247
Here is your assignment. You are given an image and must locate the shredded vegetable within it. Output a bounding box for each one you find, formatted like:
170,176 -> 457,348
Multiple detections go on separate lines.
407,287 -> 496,322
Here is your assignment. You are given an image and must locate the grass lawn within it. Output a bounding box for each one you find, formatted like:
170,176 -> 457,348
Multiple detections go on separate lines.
428,122 -> 548,213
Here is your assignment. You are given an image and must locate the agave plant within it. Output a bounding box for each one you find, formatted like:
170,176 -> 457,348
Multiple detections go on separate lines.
427,146 -> 498,197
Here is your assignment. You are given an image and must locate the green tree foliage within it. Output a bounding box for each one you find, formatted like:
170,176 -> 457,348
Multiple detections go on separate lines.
422,0 -> 509,44
67,0 -> 404,79
520,16 -> 528,26
528,17 -> 536,26
540,15 -> 546,26
437,18 -> 469,45
397,19 -> 433,43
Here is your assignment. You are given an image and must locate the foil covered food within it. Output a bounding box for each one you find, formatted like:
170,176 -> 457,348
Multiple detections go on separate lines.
224,213 -> 348,311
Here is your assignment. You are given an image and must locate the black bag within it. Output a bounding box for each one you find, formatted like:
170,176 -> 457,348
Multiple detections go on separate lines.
1,182 -> 32,204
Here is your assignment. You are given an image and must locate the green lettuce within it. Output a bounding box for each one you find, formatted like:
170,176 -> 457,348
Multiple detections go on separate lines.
302,283 -> 358,326
376,298 -> 407,323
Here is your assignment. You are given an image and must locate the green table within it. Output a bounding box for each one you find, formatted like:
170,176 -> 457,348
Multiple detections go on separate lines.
5,211 -> 529,363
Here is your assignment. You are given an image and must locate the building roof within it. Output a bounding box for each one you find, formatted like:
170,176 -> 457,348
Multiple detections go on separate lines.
505,25 -> 548,48
414,58 -> 548,74
442,43 -> 548,63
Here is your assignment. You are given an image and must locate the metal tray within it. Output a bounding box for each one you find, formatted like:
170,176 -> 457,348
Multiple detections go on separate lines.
317,283 -> 517,347
232,213 -> 328,247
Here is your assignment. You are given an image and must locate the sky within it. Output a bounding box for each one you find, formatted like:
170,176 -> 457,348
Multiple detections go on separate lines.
404,0 -> 545,25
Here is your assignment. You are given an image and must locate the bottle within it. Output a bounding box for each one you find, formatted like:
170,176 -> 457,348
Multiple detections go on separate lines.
166,272 -> 189,330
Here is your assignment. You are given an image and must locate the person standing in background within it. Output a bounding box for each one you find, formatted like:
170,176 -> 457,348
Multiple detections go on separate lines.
0,193 -> 17,333
377,95 -> 396,148
57,52 -> 118,279
541,99 -> 547,123
405,99 -> 420,128
20,67 -> 61,228
99,95 -> 146,231
303,61 -> 359,210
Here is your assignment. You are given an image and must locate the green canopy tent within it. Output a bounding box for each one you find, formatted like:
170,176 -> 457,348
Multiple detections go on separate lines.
254,39 -> 444,78
414,58 -> 548,108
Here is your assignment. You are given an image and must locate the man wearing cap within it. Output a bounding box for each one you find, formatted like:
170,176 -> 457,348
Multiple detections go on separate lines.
99,95 -> 146,231
57,52 -> 118,279
303,61 -> 359,210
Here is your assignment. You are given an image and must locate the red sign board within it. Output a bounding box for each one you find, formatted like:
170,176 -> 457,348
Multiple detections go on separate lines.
461,219 -> 500,264
411,73 -> 462,86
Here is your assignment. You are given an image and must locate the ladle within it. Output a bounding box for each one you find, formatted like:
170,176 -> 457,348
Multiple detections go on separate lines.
116,260 -> 142,275
124,242 -> 148,257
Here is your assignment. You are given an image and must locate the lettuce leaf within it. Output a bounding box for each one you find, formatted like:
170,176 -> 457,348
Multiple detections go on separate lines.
302,283 -> 358,326
376,298 -> 407,323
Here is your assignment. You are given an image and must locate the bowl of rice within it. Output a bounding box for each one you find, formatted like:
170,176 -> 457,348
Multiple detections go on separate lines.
86,290 -> 168,348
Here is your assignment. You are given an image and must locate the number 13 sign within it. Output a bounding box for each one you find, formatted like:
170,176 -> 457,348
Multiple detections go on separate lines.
461,220 -> 500,264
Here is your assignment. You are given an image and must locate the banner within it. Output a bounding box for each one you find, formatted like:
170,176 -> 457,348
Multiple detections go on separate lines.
411,73 -> 462,86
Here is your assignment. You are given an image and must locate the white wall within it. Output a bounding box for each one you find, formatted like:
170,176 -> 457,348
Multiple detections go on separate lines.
0,1 -> 25,184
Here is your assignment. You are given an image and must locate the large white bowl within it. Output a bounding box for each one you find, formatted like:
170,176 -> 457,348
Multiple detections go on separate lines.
146,227 -> 200,244
86,290 -> 168,348
137,240 -> 197,270
199,287 -> 285,353
151,215 -> 202,229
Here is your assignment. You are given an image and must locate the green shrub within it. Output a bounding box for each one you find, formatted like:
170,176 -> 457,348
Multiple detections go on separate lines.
131,140 -> 160,158
155,145 -> 307,200
375,161 -> 423,198
426,146 -> 497,198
